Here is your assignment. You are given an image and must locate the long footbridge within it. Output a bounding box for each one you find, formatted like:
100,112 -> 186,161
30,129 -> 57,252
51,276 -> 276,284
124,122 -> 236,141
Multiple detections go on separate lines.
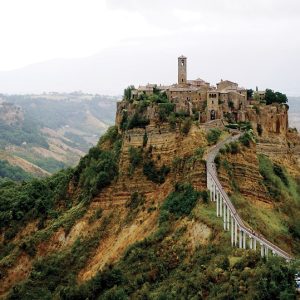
206,133 -> 292,261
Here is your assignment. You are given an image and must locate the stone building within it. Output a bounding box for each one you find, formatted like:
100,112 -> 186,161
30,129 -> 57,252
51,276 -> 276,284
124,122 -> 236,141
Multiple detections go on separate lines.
123,55 -> 288,135
131,56 -> 248,123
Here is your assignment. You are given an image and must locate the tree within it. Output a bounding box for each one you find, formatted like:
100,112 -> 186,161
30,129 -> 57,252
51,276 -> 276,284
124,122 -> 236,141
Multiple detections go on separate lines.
123,85 -> 135,101
247,89 -> 254,100
265,89 -> 288,105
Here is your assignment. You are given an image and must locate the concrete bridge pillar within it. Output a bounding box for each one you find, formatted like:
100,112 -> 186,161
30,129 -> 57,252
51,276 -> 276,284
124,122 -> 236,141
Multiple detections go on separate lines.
249,236 -> 253,250
260,243 -> 264,257
243,231 -> 246,249
253,238 -> 257,251
214,185 -> 217,202
216,191 -> 219,216
265,246 -> 269,258
223,203 -> 227,230
239,229 -> 243,248
220,196 -> 223,217
226,206 -> 230,230
231,215 -> 234,246
234,220 -> 238,246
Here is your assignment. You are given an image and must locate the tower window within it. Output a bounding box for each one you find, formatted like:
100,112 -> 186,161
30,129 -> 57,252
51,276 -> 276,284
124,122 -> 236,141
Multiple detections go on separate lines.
181,59 -> 184,66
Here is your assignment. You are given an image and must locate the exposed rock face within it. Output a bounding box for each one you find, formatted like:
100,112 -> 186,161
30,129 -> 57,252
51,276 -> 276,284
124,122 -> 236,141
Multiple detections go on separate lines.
218,146 -> 271,204
246,103 -> 288,136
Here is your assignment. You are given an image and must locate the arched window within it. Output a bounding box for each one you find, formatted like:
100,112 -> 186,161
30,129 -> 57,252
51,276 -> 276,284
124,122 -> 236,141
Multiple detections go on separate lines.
210,110 -> 216,120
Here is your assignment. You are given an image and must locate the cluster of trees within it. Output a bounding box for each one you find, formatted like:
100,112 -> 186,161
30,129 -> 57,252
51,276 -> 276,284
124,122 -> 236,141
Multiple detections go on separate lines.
8,181 -> 297,299
265,89 -> 288,105
74,126 -> 122,198
0,169 -> 73,241
0,160 -> 32,181
0,120 -> 48,149
248,88 -> 288,105
160,183 -> 208,221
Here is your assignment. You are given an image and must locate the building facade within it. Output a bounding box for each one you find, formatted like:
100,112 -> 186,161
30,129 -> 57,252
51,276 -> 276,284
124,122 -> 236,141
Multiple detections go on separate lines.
130,56 -> 249,123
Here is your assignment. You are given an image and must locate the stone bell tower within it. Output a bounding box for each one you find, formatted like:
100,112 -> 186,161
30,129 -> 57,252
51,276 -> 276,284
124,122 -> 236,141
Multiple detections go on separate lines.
178,55 -> 187,85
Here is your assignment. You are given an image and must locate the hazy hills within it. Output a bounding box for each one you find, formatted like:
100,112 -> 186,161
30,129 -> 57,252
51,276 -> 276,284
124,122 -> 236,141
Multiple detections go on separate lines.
287,97 -> 300,130
0,93 -> 117,179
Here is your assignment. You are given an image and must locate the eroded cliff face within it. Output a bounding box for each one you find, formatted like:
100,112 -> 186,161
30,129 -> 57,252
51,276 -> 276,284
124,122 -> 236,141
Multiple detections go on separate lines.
0,123 -> 211,296
217,134 -> 300,255
246,103 -> 288,136
1,96 -> 298,297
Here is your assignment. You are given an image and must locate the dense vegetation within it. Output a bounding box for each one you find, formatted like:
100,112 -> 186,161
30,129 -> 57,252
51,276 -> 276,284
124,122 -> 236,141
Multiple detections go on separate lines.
73,126 -> 122,199
0,121 -> 48,149
264,89 -> 288,105
0,169 -> 73,242
0,126 -> 121,246
0,160 -> 32,181
160,183 -> 207,219
8,184 -> 297,299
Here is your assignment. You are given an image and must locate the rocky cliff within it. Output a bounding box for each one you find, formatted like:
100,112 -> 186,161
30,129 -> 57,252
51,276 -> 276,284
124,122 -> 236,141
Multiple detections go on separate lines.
0,97 -> 298,299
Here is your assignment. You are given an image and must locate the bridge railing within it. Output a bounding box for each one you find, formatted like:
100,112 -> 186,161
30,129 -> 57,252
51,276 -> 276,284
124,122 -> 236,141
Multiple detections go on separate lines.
206,134 -> 292,261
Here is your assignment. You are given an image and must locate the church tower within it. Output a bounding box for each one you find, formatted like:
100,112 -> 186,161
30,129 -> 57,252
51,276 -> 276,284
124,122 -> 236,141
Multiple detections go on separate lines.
178,55 -> 187,85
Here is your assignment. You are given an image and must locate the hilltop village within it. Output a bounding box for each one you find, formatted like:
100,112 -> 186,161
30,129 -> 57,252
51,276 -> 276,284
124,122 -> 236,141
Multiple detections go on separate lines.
117,56 -> 288,136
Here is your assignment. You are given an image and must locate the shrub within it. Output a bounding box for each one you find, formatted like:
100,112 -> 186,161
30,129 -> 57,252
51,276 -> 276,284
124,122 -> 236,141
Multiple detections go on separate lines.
143,160 -> 170,184
239,131 -> 254,147
194,147 -> 204,159
126,192 -> 145,210
273,164 -> 288,186
123,85 -> 135,101
167,113 -> 177,130
98,126 -> 119,146
127,113 -> 150,129
206,129 -> 221,145
128,146 -> 143,175
120,111 -> 128,131
229,141 -> 240,154
181,118 -> 192,135
161,183 -> 200,217
158,103 -> 175,122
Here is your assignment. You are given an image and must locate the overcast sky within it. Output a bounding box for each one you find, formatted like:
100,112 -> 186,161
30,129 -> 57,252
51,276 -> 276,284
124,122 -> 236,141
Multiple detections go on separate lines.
0,0 -> 299,95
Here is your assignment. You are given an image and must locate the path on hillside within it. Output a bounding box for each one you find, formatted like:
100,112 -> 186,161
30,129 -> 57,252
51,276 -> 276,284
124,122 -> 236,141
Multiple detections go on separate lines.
206,133 -> 292,260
